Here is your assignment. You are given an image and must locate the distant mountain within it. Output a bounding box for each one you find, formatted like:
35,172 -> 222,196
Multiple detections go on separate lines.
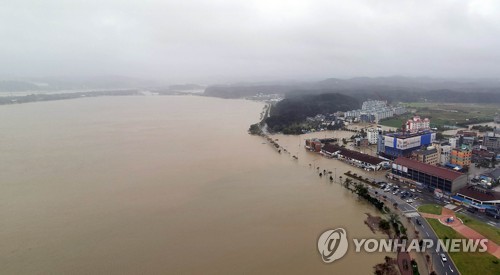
0,76 -> 161,92
204,76 -> 500,103
0,81 -> 40,92
167,84 -> 205,91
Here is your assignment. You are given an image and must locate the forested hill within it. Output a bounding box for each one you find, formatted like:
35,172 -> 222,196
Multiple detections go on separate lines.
203,77 -> 500,104
265,93 -> 359,133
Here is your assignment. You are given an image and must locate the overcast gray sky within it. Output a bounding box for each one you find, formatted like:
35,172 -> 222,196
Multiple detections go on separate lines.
1,0 -> 499,84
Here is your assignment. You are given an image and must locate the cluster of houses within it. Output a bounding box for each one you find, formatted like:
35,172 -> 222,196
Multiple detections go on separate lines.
302,112 -> 500,214
380,120 -> 500,214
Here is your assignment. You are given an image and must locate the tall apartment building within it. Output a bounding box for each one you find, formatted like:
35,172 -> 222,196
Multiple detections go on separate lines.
344,101 -> 407,123
366,129 -> 379,145
362,100 -> 387,110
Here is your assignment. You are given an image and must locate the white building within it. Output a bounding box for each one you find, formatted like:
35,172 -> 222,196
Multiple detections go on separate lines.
362,100 -> 387,110
367,129 -> 378,144
449,137 -> 458,149
344,101 -> 407,123
433,141 -> 452,165
406,116 -> 430,133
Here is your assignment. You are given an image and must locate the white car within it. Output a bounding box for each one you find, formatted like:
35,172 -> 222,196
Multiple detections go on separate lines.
440,253 -> 447,262
410,188 -> 416,193
406,199 -> 414,203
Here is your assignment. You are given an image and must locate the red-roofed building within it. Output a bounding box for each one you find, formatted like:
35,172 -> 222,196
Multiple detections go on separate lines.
391,157 -> 467,193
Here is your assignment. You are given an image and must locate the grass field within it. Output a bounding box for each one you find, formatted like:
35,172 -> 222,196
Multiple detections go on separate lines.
426,219 -> 500,275
379,102 -> 500,128
417,204 -> 443,215
456,213 -> 500,245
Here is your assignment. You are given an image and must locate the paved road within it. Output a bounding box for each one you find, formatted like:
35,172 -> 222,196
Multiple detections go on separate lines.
417,216 -> 458,275
368,185 -> 458,275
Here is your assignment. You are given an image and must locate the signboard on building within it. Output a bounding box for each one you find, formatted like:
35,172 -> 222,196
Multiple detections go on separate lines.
396,136 -> 421,149
384,136 -> 395,148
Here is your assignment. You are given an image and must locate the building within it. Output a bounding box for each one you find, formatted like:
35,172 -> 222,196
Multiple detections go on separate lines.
391,157 -> 467,193
377,130 -> 436,158
305,139 -> 323,152
411,147 -> 439,165
483,131 -> 500,151
453,186 -> 500,211
449,137 -> 458,149
366,129 -> 378,145
472,149 -> 496,163
433,141 -> 452,165
321,144 -> 386,171
362,100 -> 387,110
450,147 -> 472,167
481,168 -> 500,186
457,130 -> 477,137
344,100 -> 407,123
406,116 -> 430,133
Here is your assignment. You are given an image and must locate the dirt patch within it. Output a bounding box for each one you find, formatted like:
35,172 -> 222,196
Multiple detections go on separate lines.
364,213 -> 382,234
373,256 -> 399,275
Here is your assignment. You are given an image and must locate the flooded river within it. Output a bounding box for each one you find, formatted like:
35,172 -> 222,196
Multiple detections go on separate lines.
0,96 -> 391,274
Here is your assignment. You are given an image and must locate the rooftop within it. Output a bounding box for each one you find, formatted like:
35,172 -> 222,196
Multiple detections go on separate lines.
394,157 -> 464,181
384,130 -> 434,139
413,148 -> 437,156
322,144 -> 384,165
484,168 -> 500,179
456,186 -> 500,202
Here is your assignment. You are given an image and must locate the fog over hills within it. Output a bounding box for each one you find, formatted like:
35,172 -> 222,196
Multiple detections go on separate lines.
204,76 -> 500,102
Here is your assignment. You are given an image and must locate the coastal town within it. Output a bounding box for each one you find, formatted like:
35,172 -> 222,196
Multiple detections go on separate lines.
258,100 -> 500,275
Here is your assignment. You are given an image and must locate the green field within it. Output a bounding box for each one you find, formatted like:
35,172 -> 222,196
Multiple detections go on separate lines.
426,219 -> 499,275
379,102 -> 500,129
417,204 -> 443,215
456,213 -> 500,245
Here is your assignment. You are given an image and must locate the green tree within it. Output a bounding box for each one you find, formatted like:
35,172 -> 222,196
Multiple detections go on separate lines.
355,183 -> 369,197
379,219 -> 390,231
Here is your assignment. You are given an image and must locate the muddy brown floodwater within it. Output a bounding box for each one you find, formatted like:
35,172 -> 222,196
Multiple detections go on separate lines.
0,96 -> 392,274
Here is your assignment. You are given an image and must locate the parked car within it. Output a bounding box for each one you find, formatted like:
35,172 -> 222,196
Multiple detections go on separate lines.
410,188 -> 416,192
406,199 -> 414,203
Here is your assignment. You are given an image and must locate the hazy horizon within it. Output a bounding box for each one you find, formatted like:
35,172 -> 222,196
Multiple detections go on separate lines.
1,0 -> 500,84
